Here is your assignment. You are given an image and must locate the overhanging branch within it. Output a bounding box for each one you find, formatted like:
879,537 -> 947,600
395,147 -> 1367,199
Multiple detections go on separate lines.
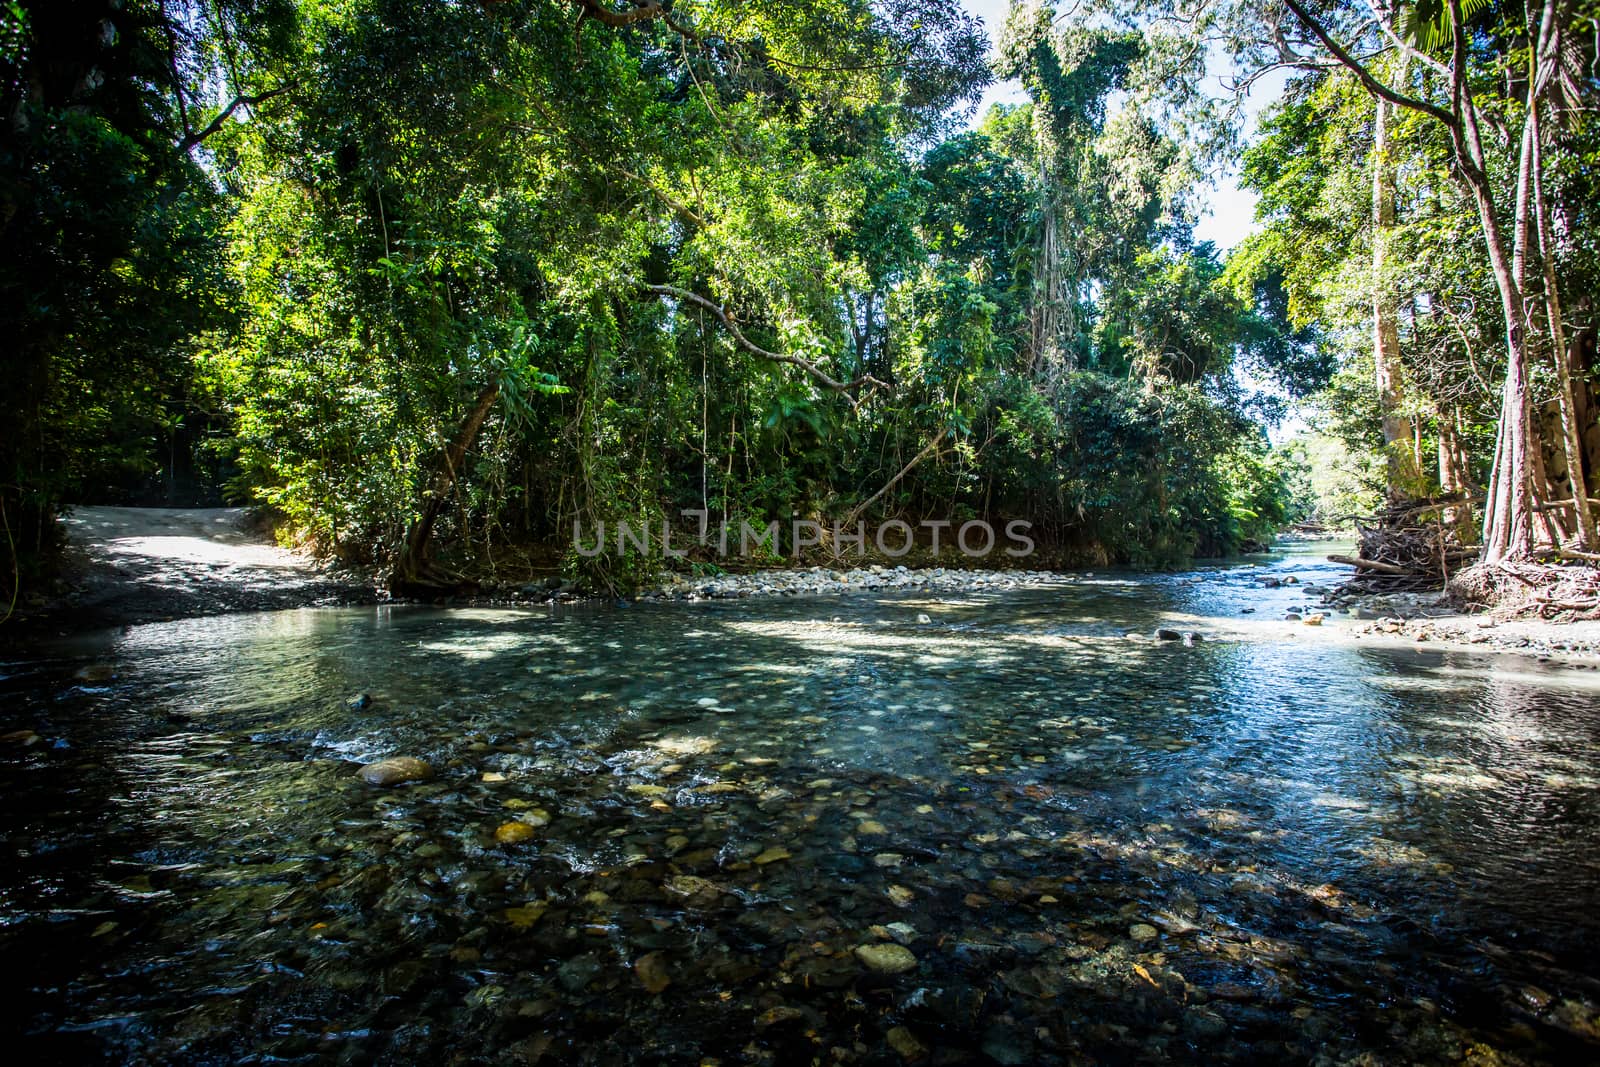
616,167 -> 706,225
179,84 -> 293,152
568,0 -> 699,40
637,282 -> 889,408
842,428 -> 948,527
1281,0 -> 1456,126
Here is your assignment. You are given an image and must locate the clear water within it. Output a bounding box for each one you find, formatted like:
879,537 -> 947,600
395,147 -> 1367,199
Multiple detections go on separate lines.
3,544 -> 1600,1064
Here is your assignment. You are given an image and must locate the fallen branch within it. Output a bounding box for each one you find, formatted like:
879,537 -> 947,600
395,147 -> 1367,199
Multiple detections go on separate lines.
1330,497 -> 1481,594
1329,554 -> 1412,575
841,429 -> 948,528
1542,597 -> 1600,611
1340,494 -> 1483,524
1499,564 -> 1539,587
1533,498 -> 1600,514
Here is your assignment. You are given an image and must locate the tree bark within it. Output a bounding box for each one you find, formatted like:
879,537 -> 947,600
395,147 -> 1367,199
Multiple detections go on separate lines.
391,380 -> 500,593
1529,69 -> 1596,549
1282,0 -> 1543,562
1371,60 -> 1414,500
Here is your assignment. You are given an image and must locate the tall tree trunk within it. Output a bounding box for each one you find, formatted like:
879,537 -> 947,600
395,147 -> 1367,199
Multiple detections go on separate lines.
1468,224 -> 1535,560
1473,191 -> 1536,562
1371,60 -> 1415,500
391,380 -> 500,593
1438,409 -> 1474,530
1444,2 -> 1536,561
1530,83 -> 1596,549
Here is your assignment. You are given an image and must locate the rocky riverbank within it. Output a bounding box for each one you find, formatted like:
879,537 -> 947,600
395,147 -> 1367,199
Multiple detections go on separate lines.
1188,570 -> 1600,664
1317,589 -> 1600,661
22,510 -> 1600,664
460,557 -> 1600,664
473,563 -> 1072,606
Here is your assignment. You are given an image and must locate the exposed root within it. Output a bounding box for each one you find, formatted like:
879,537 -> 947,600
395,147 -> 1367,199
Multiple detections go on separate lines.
389,560 -> 478,599
1448,560 -> 1600,620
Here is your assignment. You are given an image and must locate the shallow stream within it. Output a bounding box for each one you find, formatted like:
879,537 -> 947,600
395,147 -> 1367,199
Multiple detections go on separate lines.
4,545 -> 1600,1064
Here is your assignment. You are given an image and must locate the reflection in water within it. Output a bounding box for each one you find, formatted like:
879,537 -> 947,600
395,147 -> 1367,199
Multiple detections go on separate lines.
2,546 -> 1599,1063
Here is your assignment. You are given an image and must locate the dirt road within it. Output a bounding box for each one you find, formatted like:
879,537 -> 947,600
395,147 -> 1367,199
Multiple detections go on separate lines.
41,506 -> 371,629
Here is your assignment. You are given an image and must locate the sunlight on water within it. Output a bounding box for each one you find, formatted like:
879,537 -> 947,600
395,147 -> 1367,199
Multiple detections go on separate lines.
3,544 -> 1600,1062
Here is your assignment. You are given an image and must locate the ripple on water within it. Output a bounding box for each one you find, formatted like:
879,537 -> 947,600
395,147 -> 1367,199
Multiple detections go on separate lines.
3,547 -> 1600,1063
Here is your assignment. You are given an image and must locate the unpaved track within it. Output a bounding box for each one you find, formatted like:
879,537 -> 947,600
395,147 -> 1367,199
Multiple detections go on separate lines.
45,506 -> 370,629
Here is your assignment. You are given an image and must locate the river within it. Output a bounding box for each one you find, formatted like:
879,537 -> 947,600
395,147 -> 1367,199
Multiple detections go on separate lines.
3,543 -> 1599,1063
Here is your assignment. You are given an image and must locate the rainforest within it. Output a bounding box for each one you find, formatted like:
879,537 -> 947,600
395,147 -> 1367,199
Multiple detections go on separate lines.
5,1 -> 1600,1064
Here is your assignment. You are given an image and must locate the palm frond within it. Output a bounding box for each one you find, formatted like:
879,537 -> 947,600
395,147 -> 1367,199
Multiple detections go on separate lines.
1399,0 -> 1498,52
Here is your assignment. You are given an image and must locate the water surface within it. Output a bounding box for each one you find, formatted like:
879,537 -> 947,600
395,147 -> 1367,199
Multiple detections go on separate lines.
4,545 -> 1600,1064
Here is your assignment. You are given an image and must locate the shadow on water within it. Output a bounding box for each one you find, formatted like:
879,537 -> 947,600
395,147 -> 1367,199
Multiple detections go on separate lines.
3,549 -> 1600,1063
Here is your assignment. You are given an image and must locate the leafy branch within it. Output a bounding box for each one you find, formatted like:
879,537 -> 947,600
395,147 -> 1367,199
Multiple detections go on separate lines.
178,84 -> 294,153
635,282 -> 890,409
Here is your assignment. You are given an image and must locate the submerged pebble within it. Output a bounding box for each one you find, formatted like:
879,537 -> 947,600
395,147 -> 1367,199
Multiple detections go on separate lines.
494,821 -> 539,845
356,756 -> 433,786
634,952 -> 672,994
854,942 -> 918,974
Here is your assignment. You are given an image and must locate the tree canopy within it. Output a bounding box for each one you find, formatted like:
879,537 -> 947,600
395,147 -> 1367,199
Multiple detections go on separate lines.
13,0 -> 1597,605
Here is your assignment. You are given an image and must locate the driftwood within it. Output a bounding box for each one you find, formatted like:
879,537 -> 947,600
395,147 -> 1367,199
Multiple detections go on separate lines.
1328,554 -> 1409,575
1329,497 -> 1477,593
1337,495 -> 1600,617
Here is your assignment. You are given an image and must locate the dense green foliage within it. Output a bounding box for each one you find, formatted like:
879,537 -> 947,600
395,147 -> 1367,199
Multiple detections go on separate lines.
0,0 -> 247,589
2,0 -> 1331,603
1218,0 -> 1600,554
